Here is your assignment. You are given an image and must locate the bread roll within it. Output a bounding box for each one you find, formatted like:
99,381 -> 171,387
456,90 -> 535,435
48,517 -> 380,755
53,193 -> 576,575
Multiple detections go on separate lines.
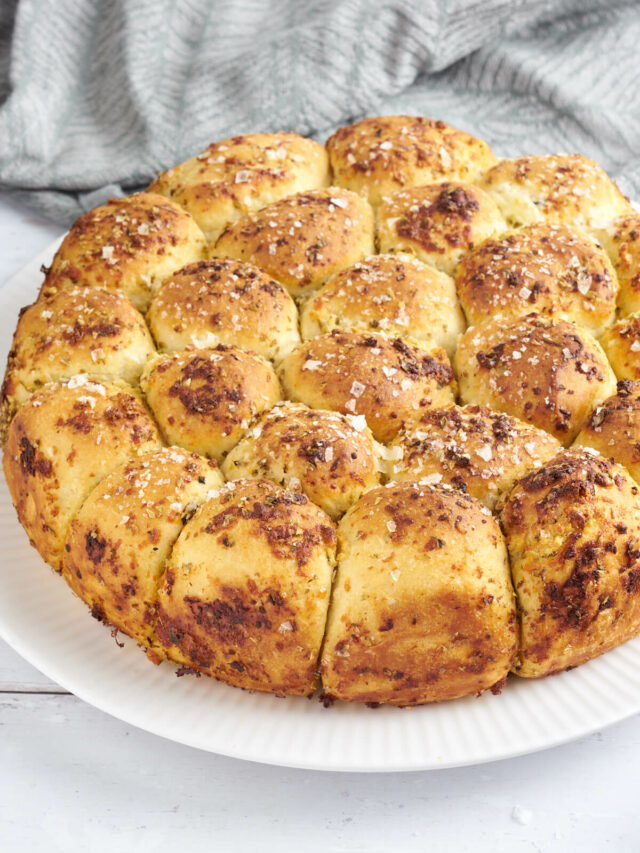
455,313 -> 616,443
326,115 -> 497,207
574,380 -> 640,483
454,223 -> 617,335
300,253 -> 465,357
377,182 -> 505,276
147,258 -> 300,362
63,448 -> 222,658
213,187 -> 374,298
320,482 -> 516,705
148,132 -> 330,244
2,287 -> 155,430
278,330 -> 456,443
502,448 -> 640,677
2,377 -> 161,569
593,213 -> 640,316
42,193 -> 207,313
477,154 -> 631,230
222,401 -> 381,519
601,313 -> 640,380
140,346 -> 281,461
387,404 -> 560,510
156,479 -> 337,695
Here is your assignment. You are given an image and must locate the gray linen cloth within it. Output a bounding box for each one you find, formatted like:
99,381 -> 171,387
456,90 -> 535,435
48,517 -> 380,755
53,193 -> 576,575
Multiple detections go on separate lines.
0,0 -> 638,224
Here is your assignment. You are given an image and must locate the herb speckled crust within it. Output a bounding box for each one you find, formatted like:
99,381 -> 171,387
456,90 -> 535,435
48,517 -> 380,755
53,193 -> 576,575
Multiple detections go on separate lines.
41,192 -> 207,312
321,481 -> 516,705
327,115 -> 497,207
502,448 -> 640,677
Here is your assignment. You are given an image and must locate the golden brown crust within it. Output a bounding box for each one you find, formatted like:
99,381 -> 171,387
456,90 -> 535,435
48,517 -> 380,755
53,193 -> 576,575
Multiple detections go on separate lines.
327,115 -> 497,207
41,193 -> 207,312
155,478 -> 337,695
140,345 -> 281,461
477,154 -> 632,230
501,447 -> 640,677
278,330 -> 456,443
300,253 -> 465,357
454,223 -> 618,335
387,404 -> 560,510
574,380 -> 640,483
320,482 -> 516,705
1,287 -> 155,430
593,213 -> 640,316
377,181 -> 505,275
146,258 -> 300,362
213,187 -> 375,297
2,377 -> 162,569
221,401 -> 381,519
454,313 -> 617,444
148,132 -> 330,244
601,313 -> 640,380
62,448 -> 223,657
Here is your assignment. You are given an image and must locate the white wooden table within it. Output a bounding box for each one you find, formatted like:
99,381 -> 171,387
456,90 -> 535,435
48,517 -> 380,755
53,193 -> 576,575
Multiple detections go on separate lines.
1,192 -> 640,852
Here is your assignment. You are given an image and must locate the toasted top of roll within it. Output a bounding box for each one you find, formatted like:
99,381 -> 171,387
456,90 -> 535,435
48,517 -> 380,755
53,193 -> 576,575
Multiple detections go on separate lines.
42,193 -> 207,313
300,253 -> 465,357
601,313 -> 640,380
387,404 -> 560,510
2,287 -> 155,424
278,330 -> 456,443
63,447 -> 222,656
155,478 -> 337,695
454,223 -> 618,335
146,258 -> 300,362
477,154 -> 631,230
148,132 -> 330,244
320,481 -> 516,705
501,447 -> 640,677
377,181 -> 505,276
140,345 -> 281,461
326,115 -> 497,207
455,313 -> 617,444
2,377 -> 161,569
213,187 -> 375,298
575,380 -> 640,483
221,401 -> 381,519
594,213 -> 640,316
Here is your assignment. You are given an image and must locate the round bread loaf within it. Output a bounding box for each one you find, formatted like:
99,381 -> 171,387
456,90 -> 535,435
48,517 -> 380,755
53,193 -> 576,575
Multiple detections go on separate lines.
140,346 -> 281,461
574,380 -> 640,483
2,377 -> 161,569
377,181 -> 505,276
146,258 -> 300,361
320,482 -> 516,705
1,287 -> 155,431
601,313 -> 640,380
41,193 -> 207,312
213,187 -> 375,298
454,223 -> 617,335
326,115 -> 497,207
477,154 -> 632,230
454,313 -> 617,443
221,401 -> 381,519
386,404 -> 560,510
63,448 -> 223,658
148,132 -> 330,244
278,330 -> 456,443
300,253 -> 465,357
155,479 -> 337,695
501,448 -> 640,677
593,213 -> 640,316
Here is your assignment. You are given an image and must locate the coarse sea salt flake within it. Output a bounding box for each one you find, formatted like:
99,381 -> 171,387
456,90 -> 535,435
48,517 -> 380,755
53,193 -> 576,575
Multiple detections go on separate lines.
350,380 -> 366,398
386,519 -> 397,533
330,196 -> 348,208
476,445 -> 492,462
302,359 -> 322,371
630,340 -> 640,352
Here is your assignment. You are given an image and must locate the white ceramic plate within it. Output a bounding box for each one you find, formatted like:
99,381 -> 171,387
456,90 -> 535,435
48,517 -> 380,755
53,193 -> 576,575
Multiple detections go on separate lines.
2,239 -> 640,773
